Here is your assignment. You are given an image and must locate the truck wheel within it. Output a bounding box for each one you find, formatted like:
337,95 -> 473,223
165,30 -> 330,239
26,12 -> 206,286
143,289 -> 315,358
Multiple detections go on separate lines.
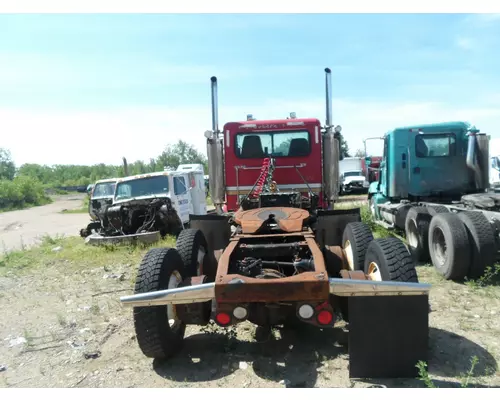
342,222 -> 374,271
457,211 -> 496,279
133,247 -> 187,359
428,213 -> 471,280
363,237 -> 419,283
405,207 -> 432,263
176,229 -> 208,277
427,205 -> 450,215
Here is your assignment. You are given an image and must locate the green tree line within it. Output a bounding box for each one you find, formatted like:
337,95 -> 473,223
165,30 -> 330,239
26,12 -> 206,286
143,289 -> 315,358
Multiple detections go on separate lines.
0,140 -> 207,211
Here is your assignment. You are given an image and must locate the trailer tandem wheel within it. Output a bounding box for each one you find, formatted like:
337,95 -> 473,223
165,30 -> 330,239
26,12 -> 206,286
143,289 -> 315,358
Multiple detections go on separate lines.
457,211 -> 496,279
405,207 -> 432,263
133,247 -> 187,359
428,213 -> 471,280
342,222 -> 374,271
348,238 -> 428,378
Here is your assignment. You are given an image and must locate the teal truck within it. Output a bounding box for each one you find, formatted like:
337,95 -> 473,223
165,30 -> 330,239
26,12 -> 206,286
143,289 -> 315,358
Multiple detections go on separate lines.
368,121 -> 499,281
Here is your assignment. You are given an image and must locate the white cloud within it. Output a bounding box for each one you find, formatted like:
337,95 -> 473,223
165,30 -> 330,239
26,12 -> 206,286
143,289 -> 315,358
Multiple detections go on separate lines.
455,37 -> 474,50
3,97 -> 500,167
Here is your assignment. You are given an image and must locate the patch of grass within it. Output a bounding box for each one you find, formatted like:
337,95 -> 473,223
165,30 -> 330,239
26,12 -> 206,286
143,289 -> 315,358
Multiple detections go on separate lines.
465,265 -> 500,289
0,233 -> 177,277
61,196 -> 90,214
417,356 -> 482,388
335,201 -> 394,239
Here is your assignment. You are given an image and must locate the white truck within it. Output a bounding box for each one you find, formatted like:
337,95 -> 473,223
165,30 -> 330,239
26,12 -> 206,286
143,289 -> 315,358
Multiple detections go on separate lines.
80,163 -> 207,243
339,157 -> 369,194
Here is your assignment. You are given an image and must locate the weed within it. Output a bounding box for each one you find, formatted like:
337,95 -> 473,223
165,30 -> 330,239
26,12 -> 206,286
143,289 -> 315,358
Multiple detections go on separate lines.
465,265 -> 500,289
23,328 -> 35,347
416,360 -> 437,388
90,303 -> 100,315
460,356 -> 479,388
57,313 -> 68,327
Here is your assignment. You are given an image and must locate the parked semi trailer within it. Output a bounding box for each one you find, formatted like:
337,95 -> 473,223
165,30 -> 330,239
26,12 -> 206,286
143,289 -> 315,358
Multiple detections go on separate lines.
368,121 -> 500,281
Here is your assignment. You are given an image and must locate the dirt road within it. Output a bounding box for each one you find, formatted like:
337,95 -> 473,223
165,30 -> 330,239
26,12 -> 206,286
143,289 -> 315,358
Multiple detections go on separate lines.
0,194 -> 89,254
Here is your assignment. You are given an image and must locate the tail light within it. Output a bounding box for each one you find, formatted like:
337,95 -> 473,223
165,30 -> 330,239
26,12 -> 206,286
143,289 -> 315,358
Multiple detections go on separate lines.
215,312 -> 231,326
317,310 -> 333,325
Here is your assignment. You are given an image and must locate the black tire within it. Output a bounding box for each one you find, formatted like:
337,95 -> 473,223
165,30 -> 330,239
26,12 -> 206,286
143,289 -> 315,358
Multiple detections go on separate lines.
427,205 -> 450,216
363,237 -> 419,283
342,222 -> 374,271
457,211 -> 496,279
176,229 -> 208,277
428,213 -> 471,280
404,207 -> 432,263
133,247 -> 187,359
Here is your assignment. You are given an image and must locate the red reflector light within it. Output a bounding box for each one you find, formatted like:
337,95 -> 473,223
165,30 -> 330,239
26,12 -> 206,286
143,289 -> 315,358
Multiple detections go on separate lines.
317,310 -> 333,325
215,312 -> 231,326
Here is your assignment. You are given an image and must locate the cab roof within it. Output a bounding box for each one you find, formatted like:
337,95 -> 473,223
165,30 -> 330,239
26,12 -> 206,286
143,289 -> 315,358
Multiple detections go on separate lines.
387,121 -> 473,135
223,117 -> 321,131
94,177 -> 118,184
116,171 -> 170,183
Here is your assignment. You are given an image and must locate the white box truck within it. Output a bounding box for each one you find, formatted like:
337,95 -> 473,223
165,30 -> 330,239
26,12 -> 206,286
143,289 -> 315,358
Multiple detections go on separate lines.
339,157 -> 369,194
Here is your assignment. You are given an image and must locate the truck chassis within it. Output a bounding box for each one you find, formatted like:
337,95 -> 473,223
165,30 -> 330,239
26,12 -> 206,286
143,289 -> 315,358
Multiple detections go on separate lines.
121,207 -> 430,378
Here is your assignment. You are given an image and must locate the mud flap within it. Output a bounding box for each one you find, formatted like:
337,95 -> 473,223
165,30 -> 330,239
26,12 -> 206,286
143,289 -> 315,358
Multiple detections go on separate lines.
347,295 -> 429,378
189,214 -> 231,251
315,208 -> 362,247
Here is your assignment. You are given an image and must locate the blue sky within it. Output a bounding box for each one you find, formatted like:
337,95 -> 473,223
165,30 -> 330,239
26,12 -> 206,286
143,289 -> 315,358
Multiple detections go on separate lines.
2,13 -> 500,165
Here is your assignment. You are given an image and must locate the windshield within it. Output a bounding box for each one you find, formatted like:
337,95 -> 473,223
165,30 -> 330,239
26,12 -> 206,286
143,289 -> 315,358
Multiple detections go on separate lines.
344,171 -> 363,177
92,182 -> 116,198
115,176 -> 169,200
235,130 -> 311,158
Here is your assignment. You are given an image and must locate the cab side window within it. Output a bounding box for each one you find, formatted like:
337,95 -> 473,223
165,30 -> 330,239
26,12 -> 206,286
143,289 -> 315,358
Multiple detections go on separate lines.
173,176 -> 187,195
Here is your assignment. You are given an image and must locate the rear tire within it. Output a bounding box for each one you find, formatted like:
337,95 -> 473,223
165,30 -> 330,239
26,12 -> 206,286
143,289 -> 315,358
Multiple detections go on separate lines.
133,247 -> 187,359
457,211 -> 496,279
363,237 -> 419,283
427,205 -> 450,216
404,207 -> 431,263
342,222 -> 374,271
176,229 -> 209,277
428,213 -> 471,280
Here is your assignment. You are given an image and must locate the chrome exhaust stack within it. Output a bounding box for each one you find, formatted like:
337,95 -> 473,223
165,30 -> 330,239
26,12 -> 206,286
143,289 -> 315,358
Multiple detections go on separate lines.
205,76 -> 226,213
322,67 -> 340,207
329,278 -> 431,296
210,76 -> 219,134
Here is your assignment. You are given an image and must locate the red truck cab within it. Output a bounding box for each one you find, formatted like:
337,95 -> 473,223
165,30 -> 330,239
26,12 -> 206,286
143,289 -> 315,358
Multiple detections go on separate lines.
222,116 -> 325,211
